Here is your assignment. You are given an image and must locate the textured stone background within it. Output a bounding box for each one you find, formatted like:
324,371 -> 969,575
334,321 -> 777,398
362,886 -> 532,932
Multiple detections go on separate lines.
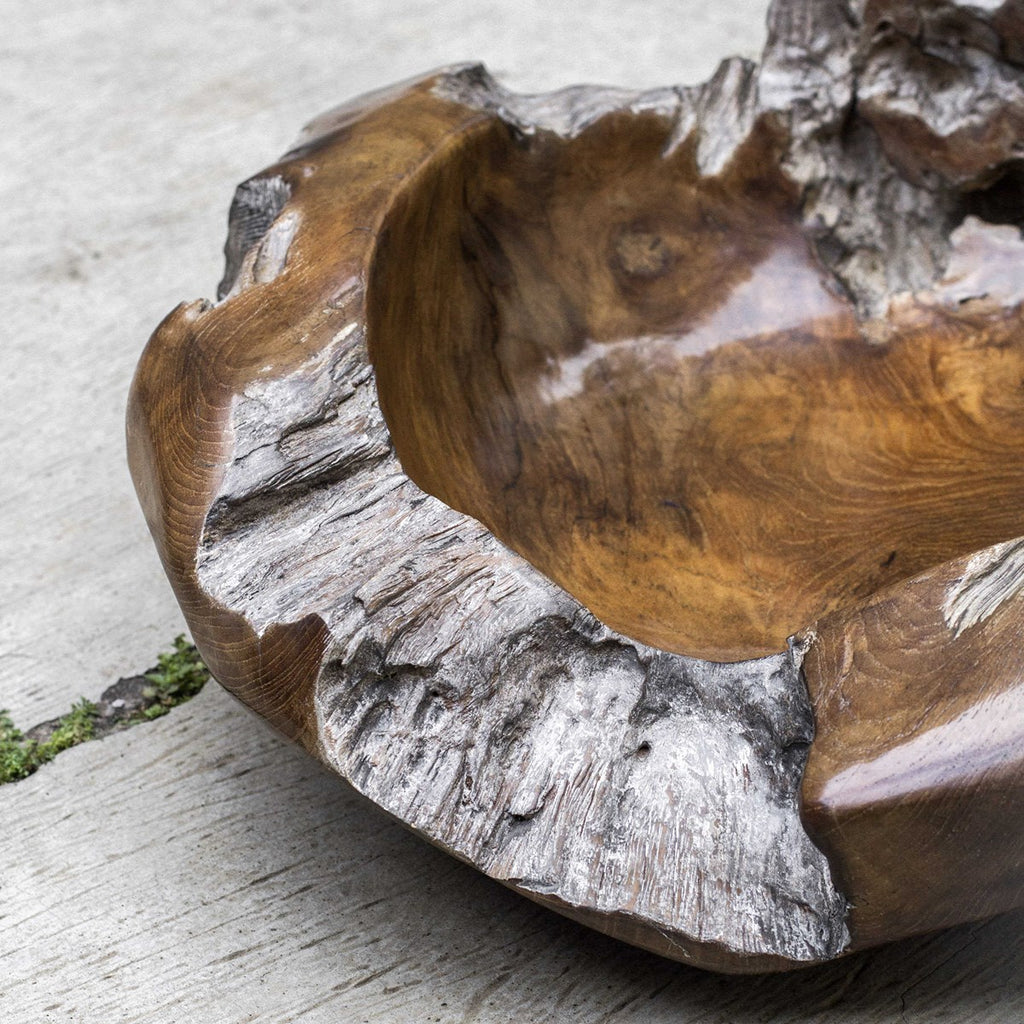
2,1 -> 1022,1021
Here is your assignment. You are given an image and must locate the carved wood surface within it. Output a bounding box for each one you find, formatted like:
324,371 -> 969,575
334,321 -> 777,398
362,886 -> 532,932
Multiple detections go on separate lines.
802,540 -> 1024,949
128,0 -> 1024,972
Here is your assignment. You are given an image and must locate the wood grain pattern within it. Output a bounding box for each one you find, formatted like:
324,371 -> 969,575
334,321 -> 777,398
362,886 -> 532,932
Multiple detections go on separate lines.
801,540 -> 1024,949
128,0 -> 1024,972
370,113 -> 1024,661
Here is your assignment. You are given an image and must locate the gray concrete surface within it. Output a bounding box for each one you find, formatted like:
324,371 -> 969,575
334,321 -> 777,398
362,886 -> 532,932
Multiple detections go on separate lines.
2,1 -> 1023,1021
3,681 -> 1022,1023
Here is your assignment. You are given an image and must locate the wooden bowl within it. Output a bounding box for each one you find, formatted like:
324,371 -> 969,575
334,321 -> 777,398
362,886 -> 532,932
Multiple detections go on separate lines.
127,50 -> 1024,972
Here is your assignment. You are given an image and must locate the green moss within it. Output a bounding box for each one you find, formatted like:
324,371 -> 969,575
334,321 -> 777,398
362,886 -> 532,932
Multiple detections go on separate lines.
0,699 -> 98,783
43,697 -> 98,750
139,634 -> 210,716
0,635 -> 211,784
0,709 -> 30,782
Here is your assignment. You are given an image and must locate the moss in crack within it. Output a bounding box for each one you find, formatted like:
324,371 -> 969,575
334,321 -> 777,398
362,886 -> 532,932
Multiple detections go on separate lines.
0,699 -> 98,783
140,634 -> 211,720
0,635 -> 211,784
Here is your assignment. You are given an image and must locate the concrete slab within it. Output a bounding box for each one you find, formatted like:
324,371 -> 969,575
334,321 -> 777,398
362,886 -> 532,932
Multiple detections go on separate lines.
3,681 -> 1022,1023
2,0 -> 1023,1021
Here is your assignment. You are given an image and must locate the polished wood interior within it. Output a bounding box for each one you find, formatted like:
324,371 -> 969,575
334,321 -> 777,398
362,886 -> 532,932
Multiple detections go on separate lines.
368,111 -> 1024,660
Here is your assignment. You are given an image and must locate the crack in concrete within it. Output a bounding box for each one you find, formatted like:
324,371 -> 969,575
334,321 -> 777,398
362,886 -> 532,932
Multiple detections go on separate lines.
0,638 -> 210,784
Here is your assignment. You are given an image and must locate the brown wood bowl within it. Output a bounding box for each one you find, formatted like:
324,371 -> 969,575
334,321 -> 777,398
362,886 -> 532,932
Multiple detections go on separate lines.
127,57 -> 1024,972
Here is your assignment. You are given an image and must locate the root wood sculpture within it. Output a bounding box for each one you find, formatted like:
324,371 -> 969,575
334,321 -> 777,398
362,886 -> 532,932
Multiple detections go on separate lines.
128,0 -> 1024,972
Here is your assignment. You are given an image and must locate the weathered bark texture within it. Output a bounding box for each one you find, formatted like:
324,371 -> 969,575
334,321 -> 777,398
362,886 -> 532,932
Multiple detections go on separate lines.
128,0 -> 1024,972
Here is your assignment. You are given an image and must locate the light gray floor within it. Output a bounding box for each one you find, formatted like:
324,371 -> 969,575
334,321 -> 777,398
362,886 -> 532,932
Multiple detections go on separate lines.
2,2 -> 1022,1021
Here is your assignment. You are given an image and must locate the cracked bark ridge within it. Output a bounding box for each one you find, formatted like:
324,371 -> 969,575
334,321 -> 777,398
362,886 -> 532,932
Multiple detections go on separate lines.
129,0 -> 1024,973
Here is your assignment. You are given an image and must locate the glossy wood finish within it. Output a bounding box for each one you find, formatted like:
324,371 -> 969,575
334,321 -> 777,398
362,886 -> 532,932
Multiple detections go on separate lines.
128,0 -> 1024,972
130,73 -> 850,971
802,543 -> 1024,948
370,115 -> 1024,662
366,81 -> 1024,944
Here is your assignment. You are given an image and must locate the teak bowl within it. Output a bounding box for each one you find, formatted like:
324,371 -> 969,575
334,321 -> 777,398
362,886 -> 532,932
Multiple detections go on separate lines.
128,49 -> 1024,972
